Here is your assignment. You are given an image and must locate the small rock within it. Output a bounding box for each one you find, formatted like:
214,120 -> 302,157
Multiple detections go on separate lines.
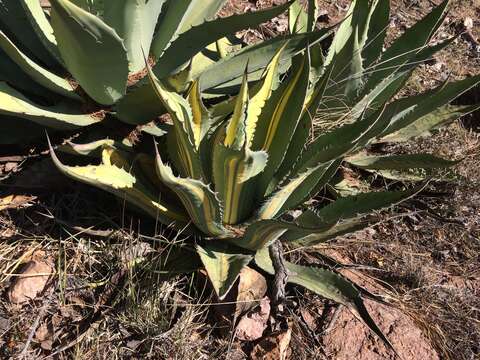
464,17 -> 473,30
8,252 -> 53,304
321,251 -> 439,360
323,301 -> 439,360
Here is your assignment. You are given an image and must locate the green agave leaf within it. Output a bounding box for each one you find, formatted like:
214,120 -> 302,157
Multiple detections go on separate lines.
323,0 -> 390,88
347,153 -> 460,170
329,36 -> 454,127
178,0 -> 229,34
211,76 -> 268,224
323,0 -> 357,66
255,248 -> 395,353
380,104 -> 480,143
289,0 -> 308,34
59,138 -> 132,157
113,82 -> 165,125
20,0 -> 63,66
234,220 -> 290,251
188,80 -> 215,149
258,159 -> 341,220
224,71 -> 249,150
165,43 -> 217,93
235,217 -> 369,251
146,62 -> 204,180
289,0 -> 318,34
321,36 -> 453,126
104,0 -> 166,73
164,63 -> 195,94
379,74 -> 480,138
155,146 -> 228,237
134,152 -> 183,201
245,44 -> 285,148
154,1 -> 293,79
199,28 -> 333,93
148,0 -> 192,57
303,187 -> 422,226
0,48 -> 55,96
267,111 -> 310,194
322,0 -> 388,87
196,242 -> 252,300
278,106 -> 394,208
323,0 -> 373,100
269,65 -> 333,194
50,0 -> 129,105
282,216 -> 372,246
213,144 -> 268,225
151,0 -> 228,58
253,52 -> 311,196
362,0 -> 389,68
0,30 -> 79,100
212,76 -> 268,224
0,82 -> 100,130
306,0 -> 319,32
363,0 -> 449,93
165,38 -> 241,92
49,140 -> 188,225
198,114 -> 231,183
0,0 -> 59,67
291,107 -> 388,179
367,169 -> 430,182
204,68 -> 269,98
70,0 -> 104,15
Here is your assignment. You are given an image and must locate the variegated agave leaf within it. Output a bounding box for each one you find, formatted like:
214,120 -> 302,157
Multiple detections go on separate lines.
0,0 -> 303,143
48,1 -> 480,354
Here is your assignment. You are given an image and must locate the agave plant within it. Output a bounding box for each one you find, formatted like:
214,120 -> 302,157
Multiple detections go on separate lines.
0,0 -> 334,144
315,0 -> 480,186
48,0 -> 479,350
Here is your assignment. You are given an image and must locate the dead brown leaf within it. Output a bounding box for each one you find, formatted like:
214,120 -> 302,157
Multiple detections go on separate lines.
235,297 -> 270,341
300,308 -> 317,332
0,227 -> 16,239
35,322 -> 52,343
212,266 -> 267,330
7,251 -> 54,304
236,267 -> 267,318
0,194 -> 36,211
251,327 -> 292,360
40,340 -> 53,351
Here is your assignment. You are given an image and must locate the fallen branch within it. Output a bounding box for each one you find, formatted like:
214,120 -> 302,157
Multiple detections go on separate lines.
269,240 -> 288,310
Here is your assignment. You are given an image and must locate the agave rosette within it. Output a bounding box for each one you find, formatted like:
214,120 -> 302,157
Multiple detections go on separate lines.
48,0 -> 479,351
0,0 -> 335,144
